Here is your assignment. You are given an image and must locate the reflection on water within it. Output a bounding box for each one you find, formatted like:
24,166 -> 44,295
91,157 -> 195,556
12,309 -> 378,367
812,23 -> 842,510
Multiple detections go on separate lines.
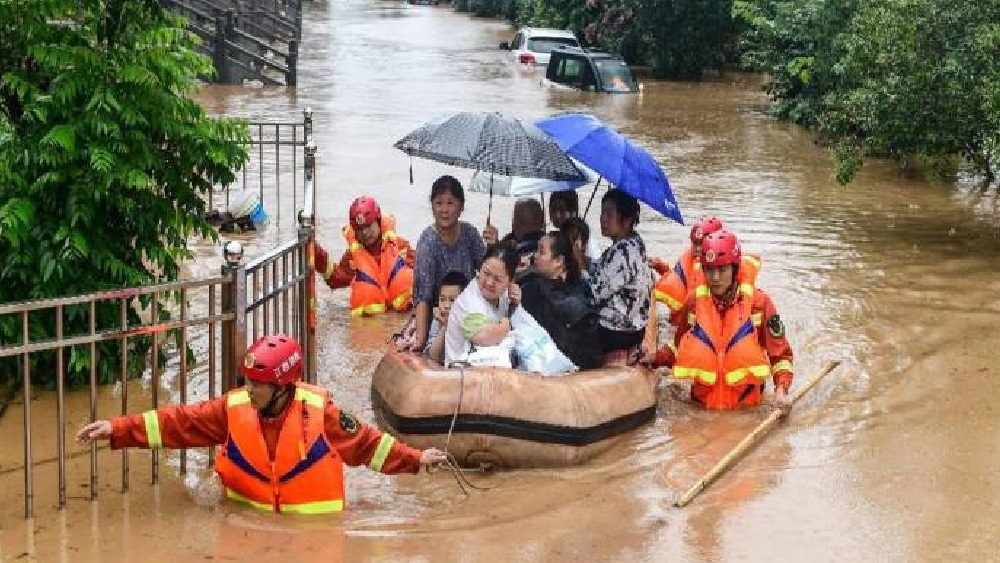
3,0 -> 1000,561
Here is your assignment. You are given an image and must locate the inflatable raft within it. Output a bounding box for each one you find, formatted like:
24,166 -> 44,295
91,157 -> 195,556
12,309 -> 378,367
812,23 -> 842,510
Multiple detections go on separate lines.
371,349 -> 658,468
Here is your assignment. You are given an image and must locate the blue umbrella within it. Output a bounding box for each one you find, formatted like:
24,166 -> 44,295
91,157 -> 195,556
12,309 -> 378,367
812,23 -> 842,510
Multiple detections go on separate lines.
535,113 -> 684,225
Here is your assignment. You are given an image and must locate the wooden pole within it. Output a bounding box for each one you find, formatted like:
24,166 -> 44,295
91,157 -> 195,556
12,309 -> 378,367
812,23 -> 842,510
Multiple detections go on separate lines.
673,360 -> 841,508
642,285 -> 659,354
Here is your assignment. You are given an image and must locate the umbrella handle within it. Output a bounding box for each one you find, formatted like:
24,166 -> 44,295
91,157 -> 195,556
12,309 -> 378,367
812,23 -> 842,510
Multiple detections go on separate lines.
583,177 -> 603,218
486,173 -> 494,226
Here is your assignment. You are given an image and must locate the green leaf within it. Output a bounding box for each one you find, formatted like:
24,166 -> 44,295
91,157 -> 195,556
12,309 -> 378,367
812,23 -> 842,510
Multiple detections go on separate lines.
41,124 -> 77,152
88,148 -> 114,173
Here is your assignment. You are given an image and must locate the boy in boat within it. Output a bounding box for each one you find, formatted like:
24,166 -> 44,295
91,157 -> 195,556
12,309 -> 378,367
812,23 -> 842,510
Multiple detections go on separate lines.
75,335 -> 447,514
314,196 -> 415,316
205,191 -> 269,233
659,231 -> 794,412
425,271 -> 470,364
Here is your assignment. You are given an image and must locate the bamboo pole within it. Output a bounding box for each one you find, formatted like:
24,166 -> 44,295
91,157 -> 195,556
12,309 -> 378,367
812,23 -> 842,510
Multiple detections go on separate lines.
643,286 -> 659,353
673,360 -> 841,508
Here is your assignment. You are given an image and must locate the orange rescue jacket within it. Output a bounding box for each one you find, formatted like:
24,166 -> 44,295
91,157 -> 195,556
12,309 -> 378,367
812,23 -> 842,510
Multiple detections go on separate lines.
339,215 -> 413,317
215,383 -> 347,514
673,279 -> 792,410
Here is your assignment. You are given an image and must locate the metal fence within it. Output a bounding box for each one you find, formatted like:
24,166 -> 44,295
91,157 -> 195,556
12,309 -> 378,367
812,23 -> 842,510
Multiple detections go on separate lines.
160,0 -> 303,86
0,120 -> 318,519
209,109 -> 313,229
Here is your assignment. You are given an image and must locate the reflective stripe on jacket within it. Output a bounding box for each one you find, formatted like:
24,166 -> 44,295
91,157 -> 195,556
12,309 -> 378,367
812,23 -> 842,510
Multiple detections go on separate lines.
343,215 -> 413,316
214,382 -> 346,514
653,248 -> 695,314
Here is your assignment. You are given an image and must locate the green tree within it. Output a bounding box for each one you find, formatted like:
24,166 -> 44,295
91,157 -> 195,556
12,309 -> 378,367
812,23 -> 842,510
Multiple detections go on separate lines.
732,0 -> 859,126
735,0 -> 1000,184
822,0 -> 1000,183
607,0 -> 741,79
0,0 -> 249,387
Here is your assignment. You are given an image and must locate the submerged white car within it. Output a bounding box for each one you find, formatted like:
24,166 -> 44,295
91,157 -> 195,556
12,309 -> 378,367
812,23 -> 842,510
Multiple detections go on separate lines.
499,28 -> 580,66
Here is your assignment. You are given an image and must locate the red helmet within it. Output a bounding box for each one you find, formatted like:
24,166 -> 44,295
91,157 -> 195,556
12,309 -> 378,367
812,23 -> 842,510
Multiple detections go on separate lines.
241,334 -> 303,385
349,196 -> 381,228
690,216 -> 725,244
701,230 -> 741,268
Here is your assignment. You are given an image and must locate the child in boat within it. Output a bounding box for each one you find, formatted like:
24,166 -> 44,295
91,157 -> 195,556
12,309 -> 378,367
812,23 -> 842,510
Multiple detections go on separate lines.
425,271 -> 469,364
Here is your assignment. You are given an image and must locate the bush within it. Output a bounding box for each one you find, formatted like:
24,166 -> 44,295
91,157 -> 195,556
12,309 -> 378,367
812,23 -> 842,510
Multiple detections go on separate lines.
735,0 -> 1000,183
0,0 -> 249,387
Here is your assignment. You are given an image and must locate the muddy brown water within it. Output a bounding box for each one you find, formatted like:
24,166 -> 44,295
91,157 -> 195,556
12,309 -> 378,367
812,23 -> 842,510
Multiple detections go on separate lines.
3,1 -> 1000,561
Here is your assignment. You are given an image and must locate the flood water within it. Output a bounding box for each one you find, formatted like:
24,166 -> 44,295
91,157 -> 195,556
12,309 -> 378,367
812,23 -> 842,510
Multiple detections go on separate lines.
3,1 -> 1000,561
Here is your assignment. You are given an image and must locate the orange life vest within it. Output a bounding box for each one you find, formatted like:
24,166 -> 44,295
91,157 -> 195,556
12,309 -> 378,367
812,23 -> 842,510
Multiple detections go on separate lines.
673,279 -> 771,410
653,249 -> 762,317
215,382 -> 346,514
342,215 -> 413,317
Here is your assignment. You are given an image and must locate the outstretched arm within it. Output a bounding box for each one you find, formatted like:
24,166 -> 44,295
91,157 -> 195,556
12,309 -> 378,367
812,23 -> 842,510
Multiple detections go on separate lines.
75,396 -> 229,450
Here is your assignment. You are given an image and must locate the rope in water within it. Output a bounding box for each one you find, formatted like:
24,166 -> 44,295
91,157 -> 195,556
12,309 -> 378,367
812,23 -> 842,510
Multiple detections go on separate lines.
425,361 -> 492,496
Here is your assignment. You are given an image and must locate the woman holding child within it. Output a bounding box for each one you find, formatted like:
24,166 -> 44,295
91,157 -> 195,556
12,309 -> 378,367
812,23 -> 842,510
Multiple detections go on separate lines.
443,243 -> 521,367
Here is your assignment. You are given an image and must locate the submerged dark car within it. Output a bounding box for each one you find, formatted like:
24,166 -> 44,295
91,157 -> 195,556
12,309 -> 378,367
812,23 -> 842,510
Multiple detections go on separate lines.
544,47 -> 639,94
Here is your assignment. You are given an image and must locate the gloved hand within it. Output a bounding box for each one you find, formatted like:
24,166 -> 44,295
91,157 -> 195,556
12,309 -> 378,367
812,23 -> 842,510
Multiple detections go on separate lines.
314,244 -> 330,276
652,343 -> 676,368
647,257 -> 671,275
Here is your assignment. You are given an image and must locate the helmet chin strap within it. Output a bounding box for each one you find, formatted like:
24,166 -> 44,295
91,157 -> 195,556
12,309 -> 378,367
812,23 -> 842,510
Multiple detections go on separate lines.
259,384 -> 294,418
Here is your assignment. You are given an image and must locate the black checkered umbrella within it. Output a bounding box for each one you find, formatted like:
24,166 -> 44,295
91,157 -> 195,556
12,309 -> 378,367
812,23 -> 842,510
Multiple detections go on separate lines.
394,111 -> 587,182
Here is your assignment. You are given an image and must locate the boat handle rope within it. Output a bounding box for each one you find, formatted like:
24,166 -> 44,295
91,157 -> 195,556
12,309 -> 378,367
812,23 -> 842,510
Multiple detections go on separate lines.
425,361 -> 493,496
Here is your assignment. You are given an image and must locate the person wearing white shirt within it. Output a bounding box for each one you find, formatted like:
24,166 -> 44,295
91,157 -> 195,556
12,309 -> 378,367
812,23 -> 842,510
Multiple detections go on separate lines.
444,243 -> 522,367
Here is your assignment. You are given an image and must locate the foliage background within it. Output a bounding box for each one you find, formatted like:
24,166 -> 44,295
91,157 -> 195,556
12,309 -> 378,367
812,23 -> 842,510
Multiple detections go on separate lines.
0,0 -> 249,387
461,0 -> 999,182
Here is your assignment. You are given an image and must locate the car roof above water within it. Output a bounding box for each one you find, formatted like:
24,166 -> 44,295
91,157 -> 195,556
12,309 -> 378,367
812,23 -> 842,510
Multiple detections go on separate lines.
551,46 -> 623,60
520,28 -> 578,39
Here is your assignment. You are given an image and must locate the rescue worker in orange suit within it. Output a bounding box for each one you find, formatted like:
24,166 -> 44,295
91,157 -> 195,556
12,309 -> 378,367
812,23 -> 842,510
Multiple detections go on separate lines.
314,196 -> 415,316
648,216 -> 761,363
74,335 -> 447,514
656,231 -> 794,412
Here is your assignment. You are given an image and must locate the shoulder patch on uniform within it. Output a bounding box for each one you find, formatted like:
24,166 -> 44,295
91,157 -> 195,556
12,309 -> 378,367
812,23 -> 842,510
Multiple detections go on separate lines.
339,411 -> 359,435
767,315 -> 785,338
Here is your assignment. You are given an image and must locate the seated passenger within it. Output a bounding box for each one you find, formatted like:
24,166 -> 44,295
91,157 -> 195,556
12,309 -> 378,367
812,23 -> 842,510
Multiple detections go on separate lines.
425,271 -> 470,364
520,231 -> 604,370
607,74 -> 629,92
314,196 -> 414,316
403,175 -> 486,353
561,216 -> 593,277
482,198 -> 546,276
548,191 -> 601,262
444,243 -> 522,367
589,190 -> 653,366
